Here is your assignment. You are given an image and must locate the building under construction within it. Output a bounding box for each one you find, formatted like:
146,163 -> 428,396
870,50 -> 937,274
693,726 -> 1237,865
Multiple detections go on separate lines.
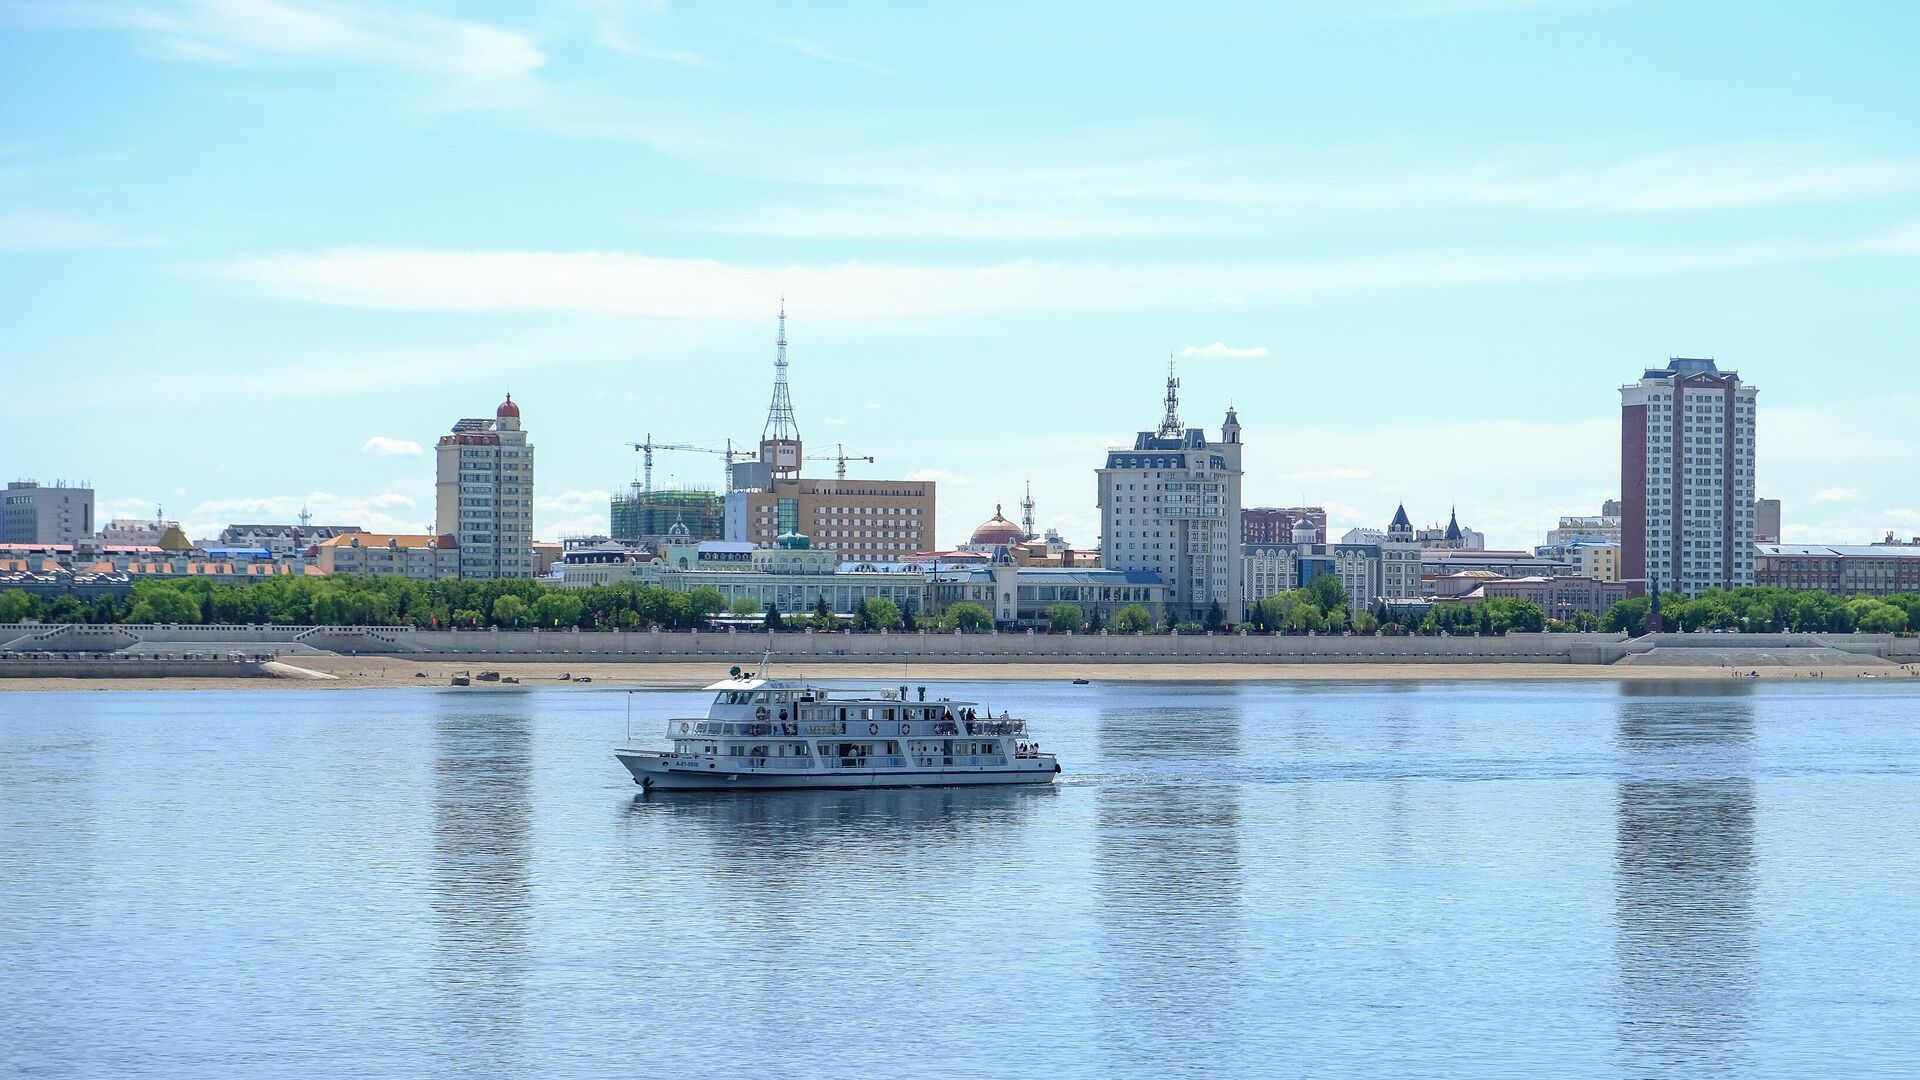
610,485 -> 725,545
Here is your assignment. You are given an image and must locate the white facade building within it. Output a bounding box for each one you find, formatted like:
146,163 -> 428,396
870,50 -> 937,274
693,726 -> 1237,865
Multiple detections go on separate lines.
1096,371 -> 1242,623
3,481 -> 94,545
435,395 -> 536,580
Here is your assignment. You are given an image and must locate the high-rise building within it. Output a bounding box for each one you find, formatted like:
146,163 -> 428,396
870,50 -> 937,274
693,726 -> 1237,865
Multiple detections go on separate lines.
1621,358 -> 1758,595
2,481 -> 94,545
1097,366 -> 1244,622
435,395 -> 536,579
722,306 -> 937,560
1754,497 -> 1781,544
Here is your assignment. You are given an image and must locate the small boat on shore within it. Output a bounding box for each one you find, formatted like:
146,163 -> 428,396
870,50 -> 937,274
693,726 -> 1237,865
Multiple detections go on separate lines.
616,659 -> 1060,793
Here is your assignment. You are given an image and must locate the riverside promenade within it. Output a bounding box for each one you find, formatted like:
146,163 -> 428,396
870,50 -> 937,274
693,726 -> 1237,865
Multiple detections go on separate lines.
4,622 -> 1917,668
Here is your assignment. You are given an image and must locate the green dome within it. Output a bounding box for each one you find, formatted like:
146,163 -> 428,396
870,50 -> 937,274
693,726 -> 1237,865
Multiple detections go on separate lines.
775,531 -> 811,550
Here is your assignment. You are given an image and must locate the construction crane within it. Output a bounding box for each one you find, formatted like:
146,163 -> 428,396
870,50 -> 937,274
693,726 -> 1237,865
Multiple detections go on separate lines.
805,444 -> 874,480
631,435 -> 754,495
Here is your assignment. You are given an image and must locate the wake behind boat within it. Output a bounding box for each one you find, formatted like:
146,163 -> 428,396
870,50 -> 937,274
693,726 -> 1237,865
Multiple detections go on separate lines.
615,664 -> 1061,792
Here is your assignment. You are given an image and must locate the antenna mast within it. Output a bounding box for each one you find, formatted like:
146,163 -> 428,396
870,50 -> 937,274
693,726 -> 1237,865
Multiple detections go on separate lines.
763,298 -> 799,444
1157,355 -> 1183,438
1020,480 -> 1036,540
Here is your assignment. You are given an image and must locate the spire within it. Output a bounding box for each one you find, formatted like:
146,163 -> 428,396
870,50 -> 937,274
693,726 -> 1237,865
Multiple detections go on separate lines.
1157,355 -> 1182,438
1445,505 -> 1462,542
1389,503 -> 1411,534
1020,480 -> 1036,540
763,298 -> 799,443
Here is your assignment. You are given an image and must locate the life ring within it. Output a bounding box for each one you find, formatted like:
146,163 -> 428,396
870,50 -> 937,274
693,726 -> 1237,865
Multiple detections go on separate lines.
900,723 -> 911,735
680,722 -> 689,733
756,706 -> 769,721
868,723 -> 880,736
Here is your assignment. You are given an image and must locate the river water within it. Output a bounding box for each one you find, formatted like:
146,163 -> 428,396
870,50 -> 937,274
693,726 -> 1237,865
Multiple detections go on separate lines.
4,679 -> 1918,1078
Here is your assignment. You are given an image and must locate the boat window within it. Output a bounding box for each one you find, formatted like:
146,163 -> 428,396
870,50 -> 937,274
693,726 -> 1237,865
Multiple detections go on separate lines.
883,708 -> 894,721
753,692 -> 771,704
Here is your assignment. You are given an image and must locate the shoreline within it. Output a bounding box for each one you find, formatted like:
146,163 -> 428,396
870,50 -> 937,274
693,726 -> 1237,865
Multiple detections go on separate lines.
5,654 -> 1918,691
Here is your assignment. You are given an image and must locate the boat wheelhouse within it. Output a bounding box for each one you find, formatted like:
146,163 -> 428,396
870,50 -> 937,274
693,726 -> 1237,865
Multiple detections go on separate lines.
616,675 -> 1060,791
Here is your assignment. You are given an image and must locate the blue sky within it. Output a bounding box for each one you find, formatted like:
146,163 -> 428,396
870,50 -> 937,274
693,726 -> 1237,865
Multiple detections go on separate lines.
3,0 -> 1918,549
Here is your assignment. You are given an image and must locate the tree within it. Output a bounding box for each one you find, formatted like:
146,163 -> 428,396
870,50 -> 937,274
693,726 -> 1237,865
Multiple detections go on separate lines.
1852,599 -> 1907,633
0,589 -> 40,622
1204,601 -> 1225,632
1353,610 -> 1379,634
856,597 -> 901,632
490,594 -> 528,627
942,601 -> 995,633
1603,596 -> 1650,636
533,591 -> 584,629
900,600 -> 918,632
1111,604 -> 1155,634
728,596 -> 761,616
764,602 -> 785,631
812,594 -> 834,629
1481,597 -> 1545,634
1305,577 -> 1349,621
1086,605 -> 1104,633
1043,602 -> 1084,633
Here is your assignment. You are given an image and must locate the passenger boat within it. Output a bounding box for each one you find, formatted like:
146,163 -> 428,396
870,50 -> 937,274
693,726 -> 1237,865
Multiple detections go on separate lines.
615,663 -> 1061,792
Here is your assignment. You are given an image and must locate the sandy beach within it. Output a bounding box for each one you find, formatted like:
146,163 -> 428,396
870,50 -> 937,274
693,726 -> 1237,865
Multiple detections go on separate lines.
5,653 -> 1918,692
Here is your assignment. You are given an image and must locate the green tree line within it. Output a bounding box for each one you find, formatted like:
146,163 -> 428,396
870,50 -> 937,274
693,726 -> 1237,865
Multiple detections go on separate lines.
4,579 -> 1915,636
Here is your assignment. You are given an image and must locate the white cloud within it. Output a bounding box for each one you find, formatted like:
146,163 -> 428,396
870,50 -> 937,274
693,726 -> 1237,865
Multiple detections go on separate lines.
204,225 -> 1919,321
537,487 -> 614,540
32,0 -> 545,85
362,435 -> 424,456
169,491 -> 426,541
0,210 -> 156,250
1814,487 -> 1862,503
753,32 -> 891,75
1178,342 -> 1271,360
1285,466 -> 1372,483
906,470 -> 974,486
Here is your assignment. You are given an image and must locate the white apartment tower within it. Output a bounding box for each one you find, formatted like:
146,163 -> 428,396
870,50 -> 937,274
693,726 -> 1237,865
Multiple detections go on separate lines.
1096,367 -> 1244,623
436,395 -> 536,579
1620,358 -> 1758,595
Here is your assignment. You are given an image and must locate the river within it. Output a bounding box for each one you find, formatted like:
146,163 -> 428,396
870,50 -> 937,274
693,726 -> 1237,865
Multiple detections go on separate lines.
4,679 -> 1917,1078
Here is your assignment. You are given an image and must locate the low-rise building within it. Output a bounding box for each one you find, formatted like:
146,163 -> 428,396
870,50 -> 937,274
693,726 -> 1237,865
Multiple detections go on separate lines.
1533,540 -> 1622,582
1473,575 -> 1631,617
218,522 -> 362,557
1241,506 -> 1422,618
3,481 -> 95,545
1754,543 -> 1920,596
930,565 -> 1168,628
1422,549 -> 1576,585
315,533 -> 461,580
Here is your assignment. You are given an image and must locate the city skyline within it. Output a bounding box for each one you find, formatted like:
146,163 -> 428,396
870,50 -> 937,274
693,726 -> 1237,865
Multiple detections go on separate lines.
4,2 -> 1920,548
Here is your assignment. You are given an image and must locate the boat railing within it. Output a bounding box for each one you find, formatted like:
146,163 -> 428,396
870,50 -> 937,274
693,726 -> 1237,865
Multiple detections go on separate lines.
674,720 -> 832,738
827,755 -> 909,769
964,719 -> 1026,736
732,756 -> 813,770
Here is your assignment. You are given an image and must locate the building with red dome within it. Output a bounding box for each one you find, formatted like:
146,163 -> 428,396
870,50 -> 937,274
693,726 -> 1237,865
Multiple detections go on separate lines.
966,505 -> 1027,549
435,393 -> 536,579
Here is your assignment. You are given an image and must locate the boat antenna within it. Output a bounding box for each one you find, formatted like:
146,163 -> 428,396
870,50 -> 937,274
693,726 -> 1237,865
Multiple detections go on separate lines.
760,640 -> 775,678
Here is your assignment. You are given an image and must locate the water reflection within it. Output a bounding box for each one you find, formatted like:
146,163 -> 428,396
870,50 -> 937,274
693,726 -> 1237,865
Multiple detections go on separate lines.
429,699 -> 534,1074
1613,683 -> 1757,1075
1093,700 -> 1248,1074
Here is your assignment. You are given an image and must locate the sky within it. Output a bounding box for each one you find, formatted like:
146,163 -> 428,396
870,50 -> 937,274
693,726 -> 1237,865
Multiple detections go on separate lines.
3,0 -> 1918,550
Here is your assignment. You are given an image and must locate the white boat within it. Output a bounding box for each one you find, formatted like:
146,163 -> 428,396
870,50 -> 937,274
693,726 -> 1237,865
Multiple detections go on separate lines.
615,669 -> 1061,792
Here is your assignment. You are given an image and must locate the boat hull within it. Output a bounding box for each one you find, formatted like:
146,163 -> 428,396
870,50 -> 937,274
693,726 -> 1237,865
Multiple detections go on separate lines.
616,751 -> 1060,791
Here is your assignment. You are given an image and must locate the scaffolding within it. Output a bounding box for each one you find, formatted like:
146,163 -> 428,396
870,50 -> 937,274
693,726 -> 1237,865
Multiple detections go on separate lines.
610,486 -> 726,543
